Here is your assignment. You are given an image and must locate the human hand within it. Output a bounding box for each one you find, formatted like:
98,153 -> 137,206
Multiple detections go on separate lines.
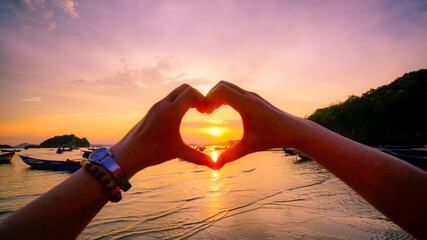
205,81 -> 303,169
111,84 -> 214,178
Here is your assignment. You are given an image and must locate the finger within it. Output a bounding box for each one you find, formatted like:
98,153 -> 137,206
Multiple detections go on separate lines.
215,141 -> 251,168
207,80 -> 245,96
165,83 -> 191,102
217,81 -> 274,109
205,82 -> 245,114
177,145 -> 215,169
249,91 -> 280,110
173,86 -> 205,115
216,80 -> 247,95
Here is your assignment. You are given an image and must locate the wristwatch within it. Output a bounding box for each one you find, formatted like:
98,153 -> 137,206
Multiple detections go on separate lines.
89,147 -> 131,191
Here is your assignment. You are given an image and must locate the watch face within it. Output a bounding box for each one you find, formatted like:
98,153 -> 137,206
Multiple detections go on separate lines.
89,147 -> 108,161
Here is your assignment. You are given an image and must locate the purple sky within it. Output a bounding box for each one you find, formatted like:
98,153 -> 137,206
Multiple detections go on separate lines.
1,0 -> 426,145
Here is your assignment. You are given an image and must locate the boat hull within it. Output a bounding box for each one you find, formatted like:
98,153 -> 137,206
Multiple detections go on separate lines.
0,152 -> 15,163
282,147 -> 296,155
380,144 -> 424,149
1,149 -> 21,153
19,155 -> 81,171
380,149 -> 427,171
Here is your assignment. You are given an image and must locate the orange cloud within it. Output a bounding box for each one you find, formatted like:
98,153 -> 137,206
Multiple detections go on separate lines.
21,97 -> 43,102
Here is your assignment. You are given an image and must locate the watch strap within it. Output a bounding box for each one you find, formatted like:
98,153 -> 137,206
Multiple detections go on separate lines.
98,155 -> 132,192
90,147 -> 132,192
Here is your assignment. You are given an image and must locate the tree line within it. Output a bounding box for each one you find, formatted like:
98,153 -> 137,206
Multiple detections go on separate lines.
39,134 -> 90,148
308,69 -> 427,146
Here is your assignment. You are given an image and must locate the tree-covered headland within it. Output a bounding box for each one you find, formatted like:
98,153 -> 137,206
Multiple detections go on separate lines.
308,69 -> 427,146
39,134 -> 90,148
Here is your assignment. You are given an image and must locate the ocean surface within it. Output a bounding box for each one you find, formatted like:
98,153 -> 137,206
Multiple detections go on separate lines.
0,148 -> 412,239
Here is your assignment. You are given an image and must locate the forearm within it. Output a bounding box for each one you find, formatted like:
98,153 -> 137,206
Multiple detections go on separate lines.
291,118 -> 427,238
0,84 -> 210,239
0,169 -> 109,239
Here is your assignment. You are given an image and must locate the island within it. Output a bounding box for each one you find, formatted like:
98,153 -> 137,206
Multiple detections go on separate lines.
39,134 -> 90,148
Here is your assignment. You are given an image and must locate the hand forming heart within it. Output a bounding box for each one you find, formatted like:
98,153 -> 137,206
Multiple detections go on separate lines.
204,81 -> 301,169
111,81 -> 302,176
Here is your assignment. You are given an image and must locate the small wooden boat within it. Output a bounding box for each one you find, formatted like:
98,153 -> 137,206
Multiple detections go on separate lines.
294,150 -> 311,161
381,149 -> 427,171
81,150 -> 93,159
196,146 -> 206,152
282,147 -> 296,155
19,155 -> 81,171
0,152 -> 15,163
380,144 -> 424,149
56,148 -> 63,154
212,146 -> 228,150
1,149 -> 21,153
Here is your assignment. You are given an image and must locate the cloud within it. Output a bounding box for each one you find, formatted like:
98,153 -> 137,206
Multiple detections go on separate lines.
120,57 -> 184,89
54,0 -> 78,18
0,0 -> 79,30
21,96 -> 43,102
0,0 -> 56,30
181,120 -> 242,129
64,57 -> 211,98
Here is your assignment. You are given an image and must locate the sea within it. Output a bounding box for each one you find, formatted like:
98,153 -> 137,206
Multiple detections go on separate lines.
0,148 -> 413,239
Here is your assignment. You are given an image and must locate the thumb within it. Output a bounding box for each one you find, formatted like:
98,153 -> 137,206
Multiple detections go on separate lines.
177,144 -> 215,169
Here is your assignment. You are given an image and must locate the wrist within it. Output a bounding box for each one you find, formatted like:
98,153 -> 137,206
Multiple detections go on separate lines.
110,143 -> 140,179
279,113 -> 309,149
88,147 -> 132,192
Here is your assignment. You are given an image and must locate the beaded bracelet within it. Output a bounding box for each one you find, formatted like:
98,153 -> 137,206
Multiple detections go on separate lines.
80,159 -> 122,202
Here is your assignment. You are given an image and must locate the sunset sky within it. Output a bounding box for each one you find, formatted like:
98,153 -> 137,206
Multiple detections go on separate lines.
0,0 -> 426,146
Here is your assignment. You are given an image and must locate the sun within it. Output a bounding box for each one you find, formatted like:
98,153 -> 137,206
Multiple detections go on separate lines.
207,127 -> 220,136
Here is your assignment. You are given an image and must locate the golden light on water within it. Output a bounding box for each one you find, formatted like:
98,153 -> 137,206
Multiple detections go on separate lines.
207,169 -> 223,216
209,170 -> 222,192
211,150 -> 218,162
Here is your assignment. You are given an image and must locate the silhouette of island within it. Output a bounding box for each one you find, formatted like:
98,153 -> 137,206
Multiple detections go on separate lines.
308,69 -> 427,146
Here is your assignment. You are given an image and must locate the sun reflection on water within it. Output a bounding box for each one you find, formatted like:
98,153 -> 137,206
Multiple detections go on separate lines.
209,170 -> 221,192
210,150 -> 218,162
208,169 -> 224,215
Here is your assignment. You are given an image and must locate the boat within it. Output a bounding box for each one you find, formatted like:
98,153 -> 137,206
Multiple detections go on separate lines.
81,150 -> 93,159
381,149 -> 427,171
379,144 -> 424,149
0,152 -> 15,164
1,149 -> 21,153
282,147 -> 296,155
212,146 -> 228,150
268,148 -> 286,151
19,155 -> 82,171
195,146 -> 206,152
294,150 -> 311,161
391,151 -> 427,171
